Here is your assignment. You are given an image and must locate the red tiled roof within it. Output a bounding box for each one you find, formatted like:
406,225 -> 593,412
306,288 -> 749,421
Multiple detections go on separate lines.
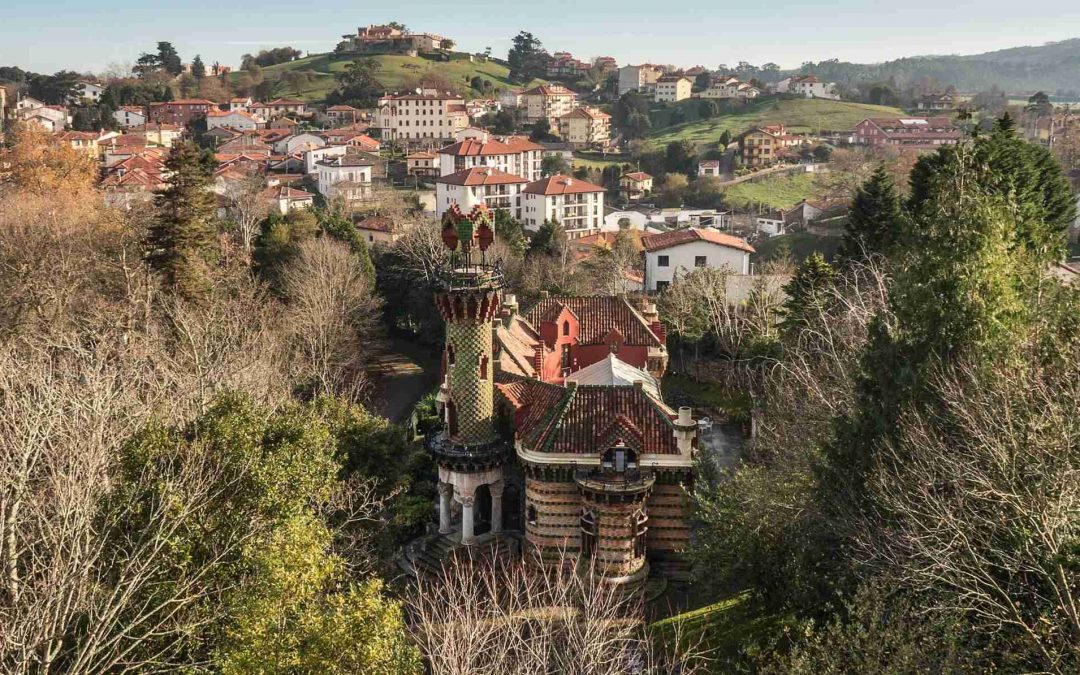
622,171 -> 652,181
356,216 -> 394,232
150,99 -> 214,106
496,379 -> 681,455
521,84 -> 575,96
522,174 -> 603,196
436,166 -> 528,186
524,296 -> 661,347
267,98 -> 306,106
327,104 -> 361,111
438,135 -> 544,157
641,228 -> 755,254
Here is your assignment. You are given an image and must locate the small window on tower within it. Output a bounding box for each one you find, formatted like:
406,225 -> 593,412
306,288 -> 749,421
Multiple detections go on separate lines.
526,504 -> 538,526
562,320 -> 570,336
479,355 -> 489,380
446,344 -> 455,366
580,509 -> 598,559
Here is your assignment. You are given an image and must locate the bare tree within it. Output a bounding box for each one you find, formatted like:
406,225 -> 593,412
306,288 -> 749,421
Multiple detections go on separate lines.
407,549 -> 706,675
282,237 -> 383,401
861,355 -> 1080,672
221,172 -> 269,259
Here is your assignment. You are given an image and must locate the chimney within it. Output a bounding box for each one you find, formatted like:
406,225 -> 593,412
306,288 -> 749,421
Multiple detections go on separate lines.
499,293 -> 519,328
674,406 -> 696,457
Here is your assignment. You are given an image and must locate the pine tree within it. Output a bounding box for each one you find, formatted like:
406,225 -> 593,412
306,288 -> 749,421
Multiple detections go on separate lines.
779,252 -> 836,335
841,164 -> 903,260
146,141 -> 218,300
157,41 -> 183,76
191,54 -> 206,80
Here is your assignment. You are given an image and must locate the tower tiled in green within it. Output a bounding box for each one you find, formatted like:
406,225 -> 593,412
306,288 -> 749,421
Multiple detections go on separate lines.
442,293 -> 499,445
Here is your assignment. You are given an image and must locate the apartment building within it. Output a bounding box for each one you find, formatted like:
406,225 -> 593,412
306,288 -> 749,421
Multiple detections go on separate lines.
618,64 -> 664,96
655,75 -> 692,103
436,134 -> 545,182
854,117 -> 961,149
316,155 -> 373,203
520,84 -> 578,126
557,107 -> 611,148
435,166 -> 527,219
148,99 -> 215,126
697,76 -> 759,100
375,89 -> 469,142
521,174 -> 605,236
740,124 -> 800,167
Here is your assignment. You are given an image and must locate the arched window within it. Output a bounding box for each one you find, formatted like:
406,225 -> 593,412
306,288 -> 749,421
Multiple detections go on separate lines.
580,509 -> 598,559
479,355 -> 489,380
526,504 -> 538,526
446,344 -> 456,366
632,509 -> 648,558
562,320 -> 570,336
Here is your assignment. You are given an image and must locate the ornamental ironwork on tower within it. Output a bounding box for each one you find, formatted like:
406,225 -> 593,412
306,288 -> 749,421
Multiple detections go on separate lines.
428,203 -> 510,472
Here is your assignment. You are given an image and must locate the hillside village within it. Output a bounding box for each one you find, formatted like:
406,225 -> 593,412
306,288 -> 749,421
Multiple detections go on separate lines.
1,19 -> 1080,674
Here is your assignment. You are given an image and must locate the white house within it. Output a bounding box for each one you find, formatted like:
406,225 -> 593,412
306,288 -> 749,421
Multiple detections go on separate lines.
437,136 -> 544,182
775,75 -> 839,100
303,144 -> 348,174
113,106 -> 148,129
77,81 -> 105,103
602,210 -> 650,231
435,167 -> 527,220
521,174 -> 604,236
755,211 -> 787,237
316,155 -> 373,203
698,160 -> 722,177
277,132 -> 327,156
264,185 -> 315,215
641,227 -> 754,292
205,109 -> 265,132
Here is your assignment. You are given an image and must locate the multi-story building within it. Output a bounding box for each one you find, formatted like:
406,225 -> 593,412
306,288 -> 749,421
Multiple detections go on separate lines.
375,89 -> 469,143
654,75 -> 692,103
315,155 -> 373,203
520,85 -> 578,126
546,51 -> 592,79
740,124 -> 799,167
917,93 -> 955,112
618,64 -> 664,96
413,203 -> 696,587
775,74 -> 839,100
435,166 -> 527,219
854,117 -> 961,149
522,174 -> 605,236
205,109 -> 265,131
337,24 -> 455,54
407,151 -> 439,177
148,99 -> 215,127
557,107 -> 611,148
437,134 -> 545,182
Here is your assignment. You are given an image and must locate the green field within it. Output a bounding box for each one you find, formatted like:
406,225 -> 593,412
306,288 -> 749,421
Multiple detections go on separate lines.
239,52 -> 544,103
721,172 -> 821,211
644,98 -> 905,150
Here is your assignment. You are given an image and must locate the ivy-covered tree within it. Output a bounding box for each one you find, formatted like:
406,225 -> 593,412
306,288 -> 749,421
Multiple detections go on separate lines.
779,252 -> 836,336
145,141 -> 218,300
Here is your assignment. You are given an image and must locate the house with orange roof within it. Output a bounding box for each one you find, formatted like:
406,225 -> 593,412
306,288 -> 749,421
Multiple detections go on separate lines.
206,109 -> 265,132
641,227 -> 754,291
435,166 -> 528,219
619,171 -> 654,201
739,124 -> 801,167
557,107 -> 611,149
148,99 -> 215,126
374,88 -> 469,143
407,151 -> 439,177
520,84 -> 578,126
521,174 -> 605,236
436,134 -> 545,182
326,104 -> 365,126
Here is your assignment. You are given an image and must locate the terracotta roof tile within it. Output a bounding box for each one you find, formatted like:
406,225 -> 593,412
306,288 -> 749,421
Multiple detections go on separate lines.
641,228 -> 755,254
524,296 -> 661,346
436,166 -> 528,186
522,174 -> 603,195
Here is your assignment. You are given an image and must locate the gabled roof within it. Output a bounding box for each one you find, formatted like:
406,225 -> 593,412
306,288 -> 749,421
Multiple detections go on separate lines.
266,98 -> 306,106
496,379 -> 681,455
560,107 -> 611,120
641,227 -> 755,253
355,216 -> 395,232
436,166 -> 528,186
521,84 -> 575,96
566,354 -> 661,399
525,296 -> 662,347
438,135 -> 543,157
523,174 -> 603,195
622,171 -> 652,181
327,104 -> 361,112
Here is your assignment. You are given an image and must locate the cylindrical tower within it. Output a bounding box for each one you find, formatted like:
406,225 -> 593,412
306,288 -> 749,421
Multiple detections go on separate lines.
428,203 -> 511,545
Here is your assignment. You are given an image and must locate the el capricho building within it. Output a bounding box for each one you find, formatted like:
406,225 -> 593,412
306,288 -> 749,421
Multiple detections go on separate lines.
418,203 -> 697,586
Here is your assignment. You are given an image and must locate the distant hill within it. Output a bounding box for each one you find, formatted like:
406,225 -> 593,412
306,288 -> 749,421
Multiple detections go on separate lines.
644,98 -> 906,149
791,38 -> 1080,95
236,51 -> 543,103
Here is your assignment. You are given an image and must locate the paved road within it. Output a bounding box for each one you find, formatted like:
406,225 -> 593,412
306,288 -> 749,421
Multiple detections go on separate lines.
367,337 -> 441,423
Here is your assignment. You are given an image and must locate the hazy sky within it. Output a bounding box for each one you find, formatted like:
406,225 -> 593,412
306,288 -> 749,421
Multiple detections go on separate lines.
3,0 -> 1079,74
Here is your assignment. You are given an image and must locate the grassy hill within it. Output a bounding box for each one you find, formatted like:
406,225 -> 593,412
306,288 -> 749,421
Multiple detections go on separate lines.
721,173 -> 822,211
644,98 -> 905,149
238,52 -> 543,103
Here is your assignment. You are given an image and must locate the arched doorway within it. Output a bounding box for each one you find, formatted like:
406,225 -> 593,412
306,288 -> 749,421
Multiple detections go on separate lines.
474,484 -> 492,536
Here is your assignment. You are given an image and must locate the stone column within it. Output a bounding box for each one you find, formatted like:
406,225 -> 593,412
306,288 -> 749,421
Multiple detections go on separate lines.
460,493 -> 476,545
489,481 -> 505,534
438,482 -> 454,535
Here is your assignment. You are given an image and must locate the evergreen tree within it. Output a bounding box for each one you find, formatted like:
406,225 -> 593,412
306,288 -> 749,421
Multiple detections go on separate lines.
507,31 -> 547,83
779,252 -> 836,335
157,41 -> 183,76
146,141 -> 218,300
191,54 -> 206,79
840,164 -> 904,260
319,210 -> 376,285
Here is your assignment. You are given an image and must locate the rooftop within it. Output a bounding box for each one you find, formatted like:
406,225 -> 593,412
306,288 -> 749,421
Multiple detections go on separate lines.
641,227 -> 755,254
